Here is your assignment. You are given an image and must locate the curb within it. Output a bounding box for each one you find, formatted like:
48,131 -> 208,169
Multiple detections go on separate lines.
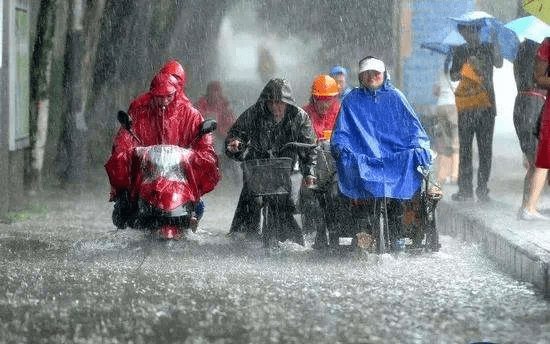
437,200 -> 550,298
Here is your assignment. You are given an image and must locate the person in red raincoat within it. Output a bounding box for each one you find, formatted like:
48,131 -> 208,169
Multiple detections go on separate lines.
105,62 -> 221,230
194,81 -> 239,185
195,81 -> 236,143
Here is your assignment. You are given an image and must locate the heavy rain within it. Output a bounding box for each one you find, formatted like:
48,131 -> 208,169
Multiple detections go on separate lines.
1,0 -> 550,343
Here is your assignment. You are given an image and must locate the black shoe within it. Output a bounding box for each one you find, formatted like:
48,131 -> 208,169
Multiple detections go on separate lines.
112,206 -> 128,229
451,192 -> 474,202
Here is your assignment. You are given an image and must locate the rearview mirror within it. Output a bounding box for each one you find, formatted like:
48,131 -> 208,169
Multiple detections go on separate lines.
117,110 -> 132,130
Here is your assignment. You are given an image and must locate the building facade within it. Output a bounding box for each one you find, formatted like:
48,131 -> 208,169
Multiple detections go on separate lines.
1,0 -> 30,215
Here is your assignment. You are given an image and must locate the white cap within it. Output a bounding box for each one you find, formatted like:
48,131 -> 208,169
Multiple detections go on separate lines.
359,57 -> 385,73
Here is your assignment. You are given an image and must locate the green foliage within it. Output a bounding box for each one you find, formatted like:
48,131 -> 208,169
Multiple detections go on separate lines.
2,203 -> 48,224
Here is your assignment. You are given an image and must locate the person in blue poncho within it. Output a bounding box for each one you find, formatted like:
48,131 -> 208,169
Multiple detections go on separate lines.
330,56 -> 434,249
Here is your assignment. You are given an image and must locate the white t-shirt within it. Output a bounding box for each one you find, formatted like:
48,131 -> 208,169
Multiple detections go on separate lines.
436,72 -> 459,106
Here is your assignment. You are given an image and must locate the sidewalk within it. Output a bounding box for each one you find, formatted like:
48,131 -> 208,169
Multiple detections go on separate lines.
437,134 -> 550,297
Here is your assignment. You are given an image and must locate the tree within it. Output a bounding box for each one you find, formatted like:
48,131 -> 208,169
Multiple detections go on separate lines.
29,0 -> 57,193
55,0 -> 106,187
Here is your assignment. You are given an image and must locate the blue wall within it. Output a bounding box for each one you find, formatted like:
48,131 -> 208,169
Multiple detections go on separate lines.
402,0 -> 475,108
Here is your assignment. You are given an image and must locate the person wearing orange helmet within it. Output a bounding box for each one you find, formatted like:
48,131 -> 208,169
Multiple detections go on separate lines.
303,75 -> 341,141
300,75 -> 345,249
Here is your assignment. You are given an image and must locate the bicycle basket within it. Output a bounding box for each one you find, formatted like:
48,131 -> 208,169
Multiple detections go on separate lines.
242,157 -> 293,196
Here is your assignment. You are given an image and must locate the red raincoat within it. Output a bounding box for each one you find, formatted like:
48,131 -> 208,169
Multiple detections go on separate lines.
105,73 -> 220,204
194,82 -> 236,138
302,97 -> 340,141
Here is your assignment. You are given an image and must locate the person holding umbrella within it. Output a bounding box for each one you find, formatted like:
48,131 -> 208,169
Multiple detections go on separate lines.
519,37 -> 550,220
450,19 -> 503,202
513,39 -> 547,219
504,16 -> 550,219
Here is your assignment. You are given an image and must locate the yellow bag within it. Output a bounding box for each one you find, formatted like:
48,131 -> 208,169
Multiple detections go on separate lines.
454,62 -> 492,112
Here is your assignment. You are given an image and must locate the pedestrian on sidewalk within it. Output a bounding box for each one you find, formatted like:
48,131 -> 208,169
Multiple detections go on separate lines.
513,40 -> 548,220
520,37 -> 550,220
450,23 -> 503,203
432,64 -> 460,186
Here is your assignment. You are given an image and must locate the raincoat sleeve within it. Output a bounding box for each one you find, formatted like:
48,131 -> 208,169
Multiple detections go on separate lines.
224,107 -> 254,161
185,109 -> 221,198
295,109 -> 317,177
104,124 -> 139,200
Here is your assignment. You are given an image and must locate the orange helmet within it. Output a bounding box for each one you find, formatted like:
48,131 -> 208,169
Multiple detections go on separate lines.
311,75 -> 339,97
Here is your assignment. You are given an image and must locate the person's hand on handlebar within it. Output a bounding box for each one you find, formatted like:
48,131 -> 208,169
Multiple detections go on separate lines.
227,139 -> 242,153
302,175 -> 316,188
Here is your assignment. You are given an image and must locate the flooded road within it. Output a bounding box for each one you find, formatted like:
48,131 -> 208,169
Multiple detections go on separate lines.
1,172 -> 549,344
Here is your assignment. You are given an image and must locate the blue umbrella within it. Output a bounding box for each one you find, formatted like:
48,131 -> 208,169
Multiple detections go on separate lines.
421,11 -> 520,61
505,15 -> 550,43
421,30 -> 466,56
448,11 -> 520,61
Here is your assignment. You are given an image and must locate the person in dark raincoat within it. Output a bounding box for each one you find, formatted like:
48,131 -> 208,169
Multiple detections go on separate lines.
225,78 -> 317,246
330,56 -> 433,249
105,63 -> 221,230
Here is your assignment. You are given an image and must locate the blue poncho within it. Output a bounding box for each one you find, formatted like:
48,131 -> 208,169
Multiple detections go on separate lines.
330,80 -> 432,201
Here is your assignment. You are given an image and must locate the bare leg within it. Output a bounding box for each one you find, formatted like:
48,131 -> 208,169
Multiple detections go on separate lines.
525,167 -> 549,213
521,157 -> 535,209
450,152 -> 459,182
436,155 -> 452,185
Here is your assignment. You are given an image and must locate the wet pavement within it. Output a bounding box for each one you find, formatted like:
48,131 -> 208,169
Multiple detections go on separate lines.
437,134 -> 550,297
1,134 -> 550,343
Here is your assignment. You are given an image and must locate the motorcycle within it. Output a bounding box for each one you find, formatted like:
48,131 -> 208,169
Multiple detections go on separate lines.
111,111 -> 217,240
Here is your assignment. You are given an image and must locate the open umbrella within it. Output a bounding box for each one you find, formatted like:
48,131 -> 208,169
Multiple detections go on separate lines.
421,30 -> 466,56
421,11 -> 520,61
523,0 -> 550,25
449,11 -> 520,61
505,15 -> 550,43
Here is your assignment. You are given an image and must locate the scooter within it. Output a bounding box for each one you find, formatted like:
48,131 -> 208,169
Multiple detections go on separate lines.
111,111 -> 216,240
